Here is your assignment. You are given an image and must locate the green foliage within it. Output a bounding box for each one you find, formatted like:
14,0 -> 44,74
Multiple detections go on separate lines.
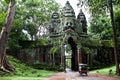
78,0 -> 120,40
78,0 -> 120,17
37,39 -> 48,46
0,0 -> 61,53
0,55 -> 54,79
5,0 -> 10,4
0,0 -> 8,12
19,40 -> 35,48
79,39 -> 113,48
7,18 -> 28,53
0,0 -> 60,52
101,40 -> 113,47
25,22 -> 38,39
12,19 -> 24,33
90,65 -> 117,76
19,39 -> 48,48
0,12 -> 7,31
7,38 -> 21,55
32,63 -> 63,71
22,0 -> 26,2
5,0 -> 15,4
114,6 -> 120,38
10,19 -> 27,40
81,47 -> 91,54
79,39 -> 99,47
15,0 -> 60,39
88,0 -> 108,17
88,14 -> 112,40
49,46 -> 60,54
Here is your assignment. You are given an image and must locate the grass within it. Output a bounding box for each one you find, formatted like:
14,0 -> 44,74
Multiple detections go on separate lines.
90,66 -> 116,75
89,65 -> 120,78
0,77 -> 44,80
1,55 -> 120,80
0,55 -> 55,80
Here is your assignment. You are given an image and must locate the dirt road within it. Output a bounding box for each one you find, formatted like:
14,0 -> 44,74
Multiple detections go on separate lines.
44,69 -> 120,80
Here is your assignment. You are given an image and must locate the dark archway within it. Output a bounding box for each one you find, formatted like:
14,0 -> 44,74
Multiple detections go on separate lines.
68,37 -> 78,71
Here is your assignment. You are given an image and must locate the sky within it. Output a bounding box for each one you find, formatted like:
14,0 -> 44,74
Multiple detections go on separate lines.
55,0 -> 90,24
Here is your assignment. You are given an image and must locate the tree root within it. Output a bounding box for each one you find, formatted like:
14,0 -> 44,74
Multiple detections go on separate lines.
0,66 -> 10,72
0,65 -> 15,72
0,55 -> 15,72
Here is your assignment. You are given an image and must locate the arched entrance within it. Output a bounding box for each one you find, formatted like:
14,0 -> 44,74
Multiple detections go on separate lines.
67,37 -> 78,71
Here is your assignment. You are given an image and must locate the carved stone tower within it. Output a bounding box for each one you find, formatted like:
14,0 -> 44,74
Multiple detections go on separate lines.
62,1 -> 76,33
48,1 -> 88,71
49,11 -> 60,37
61,1 -> 79,71
77,9 -> 87,34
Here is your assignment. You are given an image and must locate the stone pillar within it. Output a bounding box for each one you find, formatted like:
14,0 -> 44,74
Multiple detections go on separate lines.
78,48 -> 82,64
60,46 -> 65,70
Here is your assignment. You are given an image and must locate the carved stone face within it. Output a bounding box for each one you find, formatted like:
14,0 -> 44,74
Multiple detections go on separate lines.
63,19 -> 75,31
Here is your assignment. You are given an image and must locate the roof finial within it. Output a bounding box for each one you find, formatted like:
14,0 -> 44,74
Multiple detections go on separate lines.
80,9 -> 83,13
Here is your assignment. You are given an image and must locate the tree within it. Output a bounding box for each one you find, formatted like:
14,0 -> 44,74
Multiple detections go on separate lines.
25,22 -> 38,40
16,0 -> 60,39
109,0 -> 120,75
114,6 -> 120,38
0,0 -> 16,72
77,0 -> 120,75
0,0 -> 60,55
88,14 -> 112,40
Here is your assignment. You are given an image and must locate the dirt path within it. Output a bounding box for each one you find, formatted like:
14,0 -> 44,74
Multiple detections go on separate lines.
44,71 -> 120,80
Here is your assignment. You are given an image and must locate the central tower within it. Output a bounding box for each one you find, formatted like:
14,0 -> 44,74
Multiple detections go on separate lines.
61,1 -> 79,71
62,1 -> 76,33
48,1 -> 88,71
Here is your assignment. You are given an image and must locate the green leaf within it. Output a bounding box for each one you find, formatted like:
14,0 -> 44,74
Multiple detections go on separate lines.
49,46 -> 60,54
5,0 -> 10,4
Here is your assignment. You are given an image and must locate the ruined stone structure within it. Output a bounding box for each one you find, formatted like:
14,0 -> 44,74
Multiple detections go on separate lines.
19,1 -> 88,71
49,1 -> 88,71
18,1 -> 118,71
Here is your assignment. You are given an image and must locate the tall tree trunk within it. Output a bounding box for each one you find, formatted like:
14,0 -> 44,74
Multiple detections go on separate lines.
0,0 -> 16,72
109,0 -> 120,75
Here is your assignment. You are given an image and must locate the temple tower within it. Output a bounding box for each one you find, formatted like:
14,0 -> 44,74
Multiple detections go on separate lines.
77,9 -> 87,34
61,1 -> 79,71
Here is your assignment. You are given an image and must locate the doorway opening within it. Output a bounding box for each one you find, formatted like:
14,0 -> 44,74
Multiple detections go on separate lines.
65,37 -> 78,71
